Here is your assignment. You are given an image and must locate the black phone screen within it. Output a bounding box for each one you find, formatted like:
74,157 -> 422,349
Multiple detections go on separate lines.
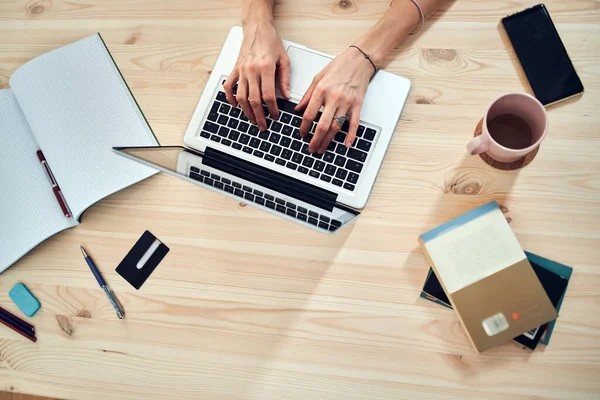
502,4 -> 584,105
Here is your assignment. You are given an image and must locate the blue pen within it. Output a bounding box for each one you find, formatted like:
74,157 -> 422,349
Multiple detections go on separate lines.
80,246 -> 125,319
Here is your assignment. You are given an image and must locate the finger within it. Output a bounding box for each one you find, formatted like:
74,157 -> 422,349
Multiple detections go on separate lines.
277,55 -> 291,99
248,74 -> 267,131
299,90 -> 323,139
310,104 -> 336,154
295,75 -> 320,113
345,106 -> 361,148
261,67 -> 279,120
236,77 -> 256,125
318,108 -> 348,154
224,70 -> 240,108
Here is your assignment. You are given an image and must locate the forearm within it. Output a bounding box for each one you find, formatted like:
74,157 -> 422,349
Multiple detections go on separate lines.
354,0 -> 445,67
242,0 -> 275,27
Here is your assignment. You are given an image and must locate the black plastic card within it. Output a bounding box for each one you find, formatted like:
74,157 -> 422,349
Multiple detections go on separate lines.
116,230 -> 169,290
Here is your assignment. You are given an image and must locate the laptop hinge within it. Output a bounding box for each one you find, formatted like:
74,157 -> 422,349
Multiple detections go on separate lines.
203,147 -> 338,212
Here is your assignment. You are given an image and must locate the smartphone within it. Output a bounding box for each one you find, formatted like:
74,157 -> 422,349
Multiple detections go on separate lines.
501,4 -> 584,106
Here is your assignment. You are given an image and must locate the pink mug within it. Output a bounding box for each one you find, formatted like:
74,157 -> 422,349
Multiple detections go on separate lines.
467,93 -> 548,163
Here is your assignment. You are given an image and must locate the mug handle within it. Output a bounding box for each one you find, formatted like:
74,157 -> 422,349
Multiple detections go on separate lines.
466,135 -> 489,155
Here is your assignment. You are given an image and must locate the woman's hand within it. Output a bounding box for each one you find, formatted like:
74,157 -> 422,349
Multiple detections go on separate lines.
224,22 -> 290,132
295,47 -> 374,154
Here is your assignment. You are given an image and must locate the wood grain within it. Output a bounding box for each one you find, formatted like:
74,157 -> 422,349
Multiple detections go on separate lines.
0,0 -> 599,399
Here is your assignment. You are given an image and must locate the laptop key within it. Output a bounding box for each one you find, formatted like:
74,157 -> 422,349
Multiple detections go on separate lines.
347,172 -> 359,183
308,210 -> 319,218
255,197 -> 265,206
364,128 -> 376,141
259,131 -> 270,140
240,134 -> 250,144
271,121 -> 282,132
260,141 -> 271,152
253,189 -> 263,196
356,125 -> 365,137
232,143 -> 242,150
225,185 -> 234,194
229,108 -> 241,118
269,133 -> 281,143
298,206 -> 308,214
210,135 -> 221,143
190,172 -> 203,182
244,192 -> 254,202
297,213 -> 307,222
207,112 -> 218,122
280,137 -> 292,148
319,215 -> 330,223
250,138 -> 260,148
200,170 -> 210,177
345,160 -> 363,173
218,126 -> 230,137
275,198 -> 285,205
219,103 -> 230,114
344,182 -> 355,191
214,181 -> 224,190
356,139 -> 371,152
286,162 -> 298,170
292,153 -> 303,164
308,217 -> 318,226
204,121 -> 219,133
222,178 -> 231,185
281,113 -> 292,124
324,164 -> 336,176
286,202 -> 296,210
331,219 -> 342,228
270,145 -> 282,157
249,126 -> 259,136
275,158 -> 286,166
301,143 -> 310,154
332,178 -> 343,187
222,139 -> 232,146
243,146 -> 253,154
318,222 -> 329,230
232,181 -> 242,188
240,112 -> 249,122
327,142 -> 336,152
211,173 -> 220,180
298,166 -> 309,174
238,121 -> 250,132
348,148 -> 367,163
324,152 -> 335,163
329,225 -> 339,232
266,200 -> 275,209
217,114 -> 229,126
265,193 -> 274,201
285,209 -> 296,218
302,157 -> 314,168
311,152 -> 323,159
190,166 -> 200,173
228,130 -> 240,141
243,185 -> 252,192
291,140 -> 302,151
265,154 -> 275,162
200,131 -> 211,138
216,91 -> 227,102
276,204 -> 286,213
320,174 -> 331,183
235,188 -> 244,197
335,144 -> 347,156
335,169 -> 348,180
227,119 -> 238,130
253,150 -> 264,158
292,116 -> 302,127
204,178 -> 214,186
210,102 -> 220,114
282,149 -> 293,160
334,155 -> 346,167
314,161 -> 325,171
309,170 -> 319,179
282,125 -> 293,136
334,132 -> 346,143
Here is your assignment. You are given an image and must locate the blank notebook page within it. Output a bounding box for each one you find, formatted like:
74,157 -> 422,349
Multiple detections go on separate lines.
0,90 -> 76,272
9,34 -> 158,220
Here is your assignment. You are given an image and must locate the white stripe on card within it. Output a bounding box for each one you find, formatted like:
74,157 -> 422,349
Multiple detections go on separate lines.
137,239 -> 161,269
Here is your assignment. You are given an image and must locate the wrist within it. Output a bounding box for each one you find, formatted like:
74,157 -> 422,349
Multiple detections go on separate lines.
347,47 -> 377,80
352,39 -> 385,69
242,2 -> 274,28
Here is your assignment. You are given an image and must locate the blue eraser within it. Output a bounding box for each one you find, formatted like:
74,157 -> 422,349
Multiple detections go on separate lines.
9,283 -> 40,317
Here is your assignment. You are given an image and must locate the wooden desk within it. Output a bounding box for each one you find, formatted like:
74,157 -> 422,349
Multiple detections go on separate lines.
1,1 -> 599,398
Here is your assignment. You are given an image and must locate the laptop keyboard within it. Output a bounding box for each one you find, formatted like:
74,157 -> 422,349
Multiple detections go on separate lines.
198,88 -> 378,192
189,166 -> 342,232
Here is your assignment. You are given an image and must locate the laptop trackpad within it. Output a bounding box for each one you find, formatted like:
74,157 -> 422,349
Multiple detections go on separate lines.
286,45 -> 331,99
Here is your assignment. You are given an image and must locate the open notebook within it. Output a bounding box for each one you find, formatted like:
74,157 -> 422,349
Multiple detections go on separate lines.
0,34 -> 158,273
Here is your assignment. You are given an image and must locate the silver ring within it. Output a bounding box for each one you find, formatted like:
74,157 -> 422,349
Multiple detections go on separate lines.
334,115 -> 348,126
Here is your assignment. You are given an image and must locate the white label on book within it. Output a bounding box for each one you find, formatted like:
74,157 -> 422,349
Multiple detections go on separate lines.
482,312 -> 509,336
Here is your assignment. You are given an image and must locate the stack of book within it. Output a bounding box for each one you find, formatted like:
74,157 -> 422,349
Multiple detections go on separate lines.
418,201 -> 571,352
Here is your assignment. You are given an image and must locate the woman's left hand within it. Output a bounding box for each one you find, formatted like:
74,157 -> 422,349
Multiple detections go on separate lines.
295,47 -> 374,154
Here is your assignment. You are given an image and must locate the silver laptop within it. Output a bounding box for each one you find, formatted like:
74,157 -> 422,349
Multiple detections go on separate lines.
115,26 -> 411,234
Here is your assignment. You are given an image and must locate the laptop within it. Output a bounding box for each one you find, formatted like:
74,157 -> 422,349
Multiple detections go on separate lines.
115,26 -> 411,234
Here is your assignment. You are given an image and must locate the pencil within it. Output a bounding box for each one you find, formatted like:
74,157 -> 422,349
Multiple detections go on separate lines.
0,307 -> 35,334
0,312 -> 36,343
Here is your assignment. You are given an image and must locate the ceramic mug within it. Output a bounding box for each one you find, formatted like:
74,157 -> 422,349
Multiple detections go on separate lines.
467,93 -> 548,163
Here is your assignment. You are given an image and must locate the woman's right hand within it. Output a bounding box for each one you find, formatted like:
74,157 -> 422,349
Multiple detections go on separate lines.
223,20 -> 291,132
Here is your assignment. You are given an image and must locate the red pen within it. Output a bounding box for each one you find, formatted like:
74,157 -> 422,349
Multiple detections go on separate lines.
37,150 -> 72,218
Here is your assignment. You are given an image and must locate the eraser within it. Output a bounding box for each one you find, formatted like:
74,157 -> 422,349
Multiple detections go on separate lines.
9,283 -> 41,317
